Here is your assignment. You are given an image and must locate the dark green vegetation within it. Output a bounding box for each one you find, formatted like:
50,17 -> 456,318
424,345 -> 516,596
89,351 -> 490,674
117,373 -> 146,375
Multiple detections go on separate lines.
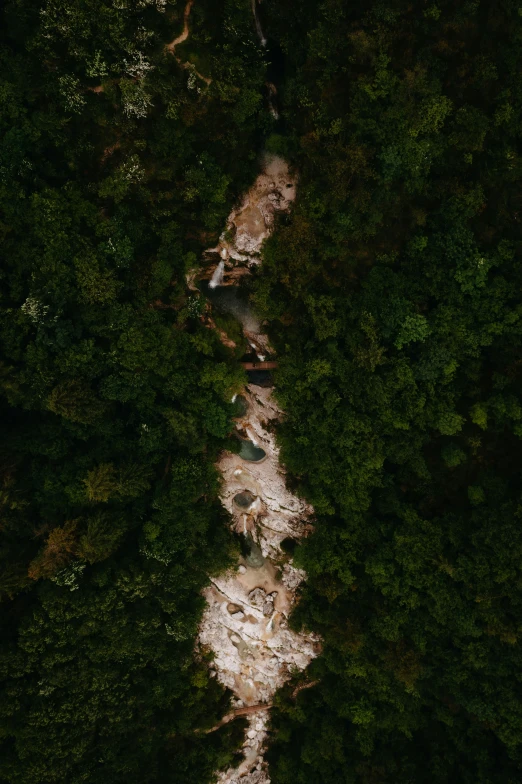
0,1 -> 264,781
255,1 -> 522,782
2,0 -> 522,782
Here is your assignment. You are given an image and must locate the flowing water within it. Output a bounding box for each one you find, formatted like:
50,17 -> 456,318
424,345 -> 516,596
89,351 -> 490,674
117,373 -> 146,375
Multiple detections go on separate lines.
196,157 -> 319,784
209,260 -> 225,289
169,9 -> 314,779
252,0 -> 267,47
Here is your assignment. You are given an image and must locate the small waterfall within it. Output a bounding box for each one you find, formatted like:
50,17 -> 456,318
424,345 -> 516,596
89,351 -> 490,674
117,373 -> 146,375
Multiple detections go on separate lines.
246,426 -> 259,447
267,82 -> 279,120
252,0 -> 267,47
209,260 -> 225,289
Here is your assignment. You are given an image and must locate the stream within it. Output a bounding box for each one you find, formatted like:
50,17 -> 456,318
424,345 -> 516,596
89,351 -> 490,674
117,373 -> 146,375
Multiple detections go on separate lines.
172,5 -> 315,781
252,0 -> 267,47
196,156 -> 320,784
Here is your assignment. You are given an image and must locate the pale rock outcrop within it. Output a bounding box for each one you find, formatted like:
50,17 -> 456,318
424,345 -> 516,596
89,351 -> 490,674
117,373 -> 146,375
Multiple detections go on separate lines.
197,156 -> 318,784
203,155 -> 296,274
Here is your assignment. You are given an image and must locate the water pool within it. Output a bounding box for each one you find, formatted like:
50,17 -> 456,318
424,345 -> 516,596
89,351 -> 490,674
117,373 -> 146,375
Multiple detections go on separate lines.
233,490 -> 257,510
238,439 -> 266,463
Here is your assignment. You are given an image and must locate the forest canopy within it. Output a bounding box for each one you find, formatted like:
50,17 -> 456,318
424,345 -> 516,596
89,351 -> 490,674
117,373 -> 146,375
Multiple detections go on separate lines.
255,1 -> 522,783
1,0 -> 521,783
0,0 -> 265,781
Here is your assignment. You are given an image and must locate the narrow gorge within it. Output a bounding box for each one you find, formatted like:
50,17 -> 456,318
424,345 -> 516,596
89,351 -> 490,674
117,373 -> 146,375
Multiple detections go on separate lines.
194,156 -> 320,783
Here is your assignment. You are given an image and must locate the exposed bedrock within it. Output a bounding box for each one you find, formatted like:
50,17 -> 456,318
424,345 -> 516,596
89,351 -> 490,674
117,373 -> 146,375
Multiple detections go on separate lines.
196,156 -> 318,784
203,154 -> 296,273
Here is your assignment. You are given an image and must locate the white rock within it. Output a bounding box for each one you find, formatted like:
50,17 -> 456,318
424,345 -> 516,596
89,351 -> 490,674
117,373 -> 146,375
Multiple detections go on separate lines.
199,156 -> 319,784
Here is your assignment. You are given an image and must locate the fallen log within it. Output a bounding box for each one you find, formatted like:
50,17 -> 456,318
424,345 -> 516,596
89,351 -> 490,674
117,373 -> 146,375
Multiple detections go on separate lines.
240,361 -> 278,370
202,704 -> 271,734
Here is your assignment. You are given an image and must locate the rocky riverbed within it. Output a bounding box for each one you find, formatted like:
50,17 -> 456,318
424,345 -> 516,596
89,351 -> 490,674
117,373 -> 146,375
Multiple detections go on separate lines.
195,156 -> 319,783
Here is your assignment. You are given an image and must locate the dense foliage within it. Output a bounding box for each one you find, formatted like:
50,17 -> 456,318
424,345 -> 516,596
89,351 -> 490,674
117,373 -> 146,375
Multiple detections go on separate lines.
2,0 -> 522,782
0,1 -> 266,781
254,1 -> 522,782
